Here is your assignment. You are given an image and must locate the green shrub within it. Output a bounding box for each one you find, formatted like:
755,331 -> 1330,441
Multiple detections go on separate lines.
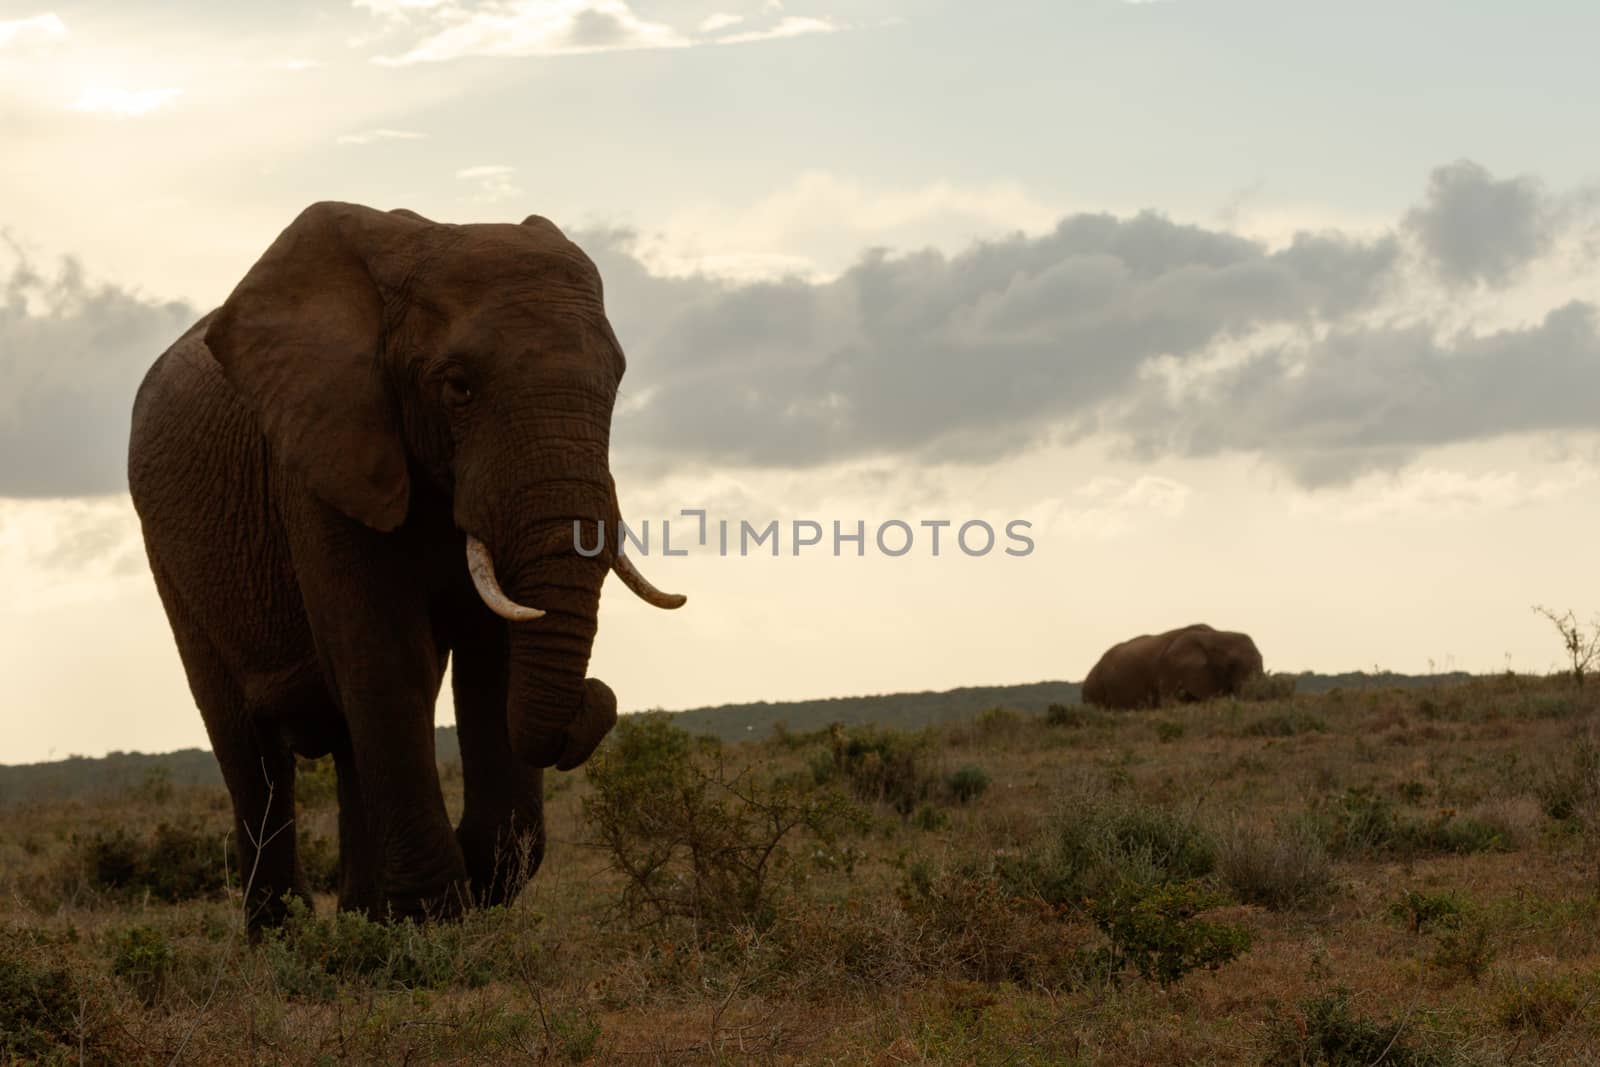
1534,735 -> 1600,821
814,724 -> 936,816
547,1007 -> 601,1063
1263,987 -> 1462,1066
1409,811 -> 1511,855
944,765 -> 990,805
1045,703 -> 1098,728
0,935 -> 86,1062
296,755 -> 339,810
1304,790 -> 1513,858
912,805 -> 950,831
1240,673 -> 1298,702
1495,972 -> 1587,1034
1389,890 -> 1462,934
1242,712 -> 1328,737
110,925 -> 173,1006
1088,880 -> 1250,986
263,897 -> 523,999
973,706 -> 1025,743
896,860 -> 1058,985
1430,915 -> 1495,983
1306,788 -> 1400,856
1001,794 -> 1217,908
298,829 -> 340,894
66,819 -> 233,903
584,714 -> 865,937
1217,822 -> 1333,911
1155,720 -> 1185,743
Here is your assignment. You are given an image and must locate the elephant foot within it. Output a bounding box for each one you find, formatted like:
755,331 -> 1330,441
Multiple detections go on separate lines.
457,817 -> 545,907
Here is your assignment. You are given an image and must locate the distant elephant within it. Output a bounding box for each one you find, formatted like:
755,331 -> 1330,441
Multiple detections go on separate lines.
128,202 -> 685,929
1082,624 -> 1263,710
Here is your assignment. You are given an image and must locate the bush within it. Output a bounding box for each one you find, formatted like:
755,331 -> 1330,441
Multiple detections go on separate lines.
1430,915 -> 1495,983
110,925 -> 174,1007
1045,703 -> 1098,728
299,828 -> 340,894
1535,734 -> 1600,821
1088,880 -> 1250,986
1264,987 -> 1462,1066
296,755 -> 339,810
1389,890 -> 1463,934
814,724 -> 936,816
1240,673 -> 1298,702
1000,791 -> 1218,909
0,934 -> 86,1061
896,860 -> 1058,985
1301,790 -> 1510,858
1304,788 -> 1400,857
972,706 -> 1025,743
584,714 -> 865,937
944,765 -> 990,804
1217,822 -> 1333,911
66,820 -> 233,903
1242,712 -> 1329,737
1155,720 -> 1185,743
1495,972 -> 1587,1034
263,897 -> 524,999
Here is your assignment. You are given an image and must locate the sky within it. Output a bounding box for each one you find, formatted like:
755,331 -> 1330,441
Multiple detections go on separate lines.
2,0 -> 1599,764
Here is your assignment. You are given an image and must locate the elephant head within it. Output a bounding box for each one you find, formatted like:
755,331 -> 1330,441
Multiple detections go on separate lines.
203,201 -> 681,770
1158,625 -> 1264,703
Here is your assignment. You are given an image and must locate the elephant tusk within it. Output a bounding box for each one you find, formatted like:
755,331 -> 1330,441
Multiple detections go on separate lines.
465,536 -> 546,622
611,552 -> 686,610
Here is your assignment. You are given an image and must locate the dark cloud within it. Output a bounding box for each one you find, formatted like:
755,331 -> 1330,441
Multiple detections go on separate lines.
1119,301 -> 1600,485
0,247 -> 195,497
588,212 -> 1402,472
1406,159 -> 1555,287
4,160 -> 1589,500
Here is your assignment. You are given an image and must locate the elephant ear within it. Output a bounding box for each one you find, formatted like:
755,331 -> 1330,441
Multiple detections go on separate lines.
205,202 -> 425,532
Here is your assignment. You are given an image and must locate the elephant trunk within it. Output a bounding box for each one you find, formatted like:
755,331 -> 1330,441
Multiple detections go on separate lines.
481,492 -> 682,772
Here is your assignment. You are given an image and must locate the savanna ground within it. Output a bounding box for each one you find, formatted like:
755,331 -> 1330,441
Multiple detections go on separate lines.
6,674 -> 1600,1065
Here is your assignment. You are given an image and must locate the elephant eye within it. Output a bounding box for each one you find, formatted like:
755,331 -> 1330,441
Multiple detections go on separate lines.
442,370 -> 474,408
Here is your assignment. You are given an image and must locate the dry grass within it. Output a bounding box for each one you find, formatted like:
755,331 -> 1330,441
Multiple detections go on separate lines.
5,674 -> 1600,1064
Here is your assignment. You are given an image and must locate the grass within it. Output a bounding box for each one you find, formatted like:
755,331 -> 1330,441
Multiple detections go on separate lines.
2,674 -> 1599,1063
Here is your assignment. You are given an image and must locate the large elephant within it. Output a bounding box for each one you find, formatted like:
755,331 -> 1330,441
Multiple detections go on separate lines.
127,202 -> 684,928
1081,624 -> 1263,710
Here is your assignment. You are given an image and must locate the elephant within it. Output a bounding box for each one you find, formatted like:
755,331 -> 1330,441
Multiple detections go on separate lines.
1081,624 -> 1263,710
127,202 -> 685,929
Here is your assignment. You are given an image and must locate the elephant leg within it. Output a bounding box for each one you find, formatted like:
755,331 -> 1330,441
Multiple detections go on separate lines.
287,522 -> 469,922
450,605 -> 546,906
330,732 -> 381,916
148,560 -> 307,931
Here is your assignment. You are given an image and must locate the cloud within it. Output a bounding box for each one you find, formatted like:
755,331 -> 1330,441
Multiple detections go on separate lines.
1405,159 -> 1556,287
1287,464 -> 1599,522
0,244 -> 195,498
712,15 -> 835,45
1038,476 -> 1192,539
9,159 -> 1591,501
337,127 -> 426,145
271,57 -> 322,72
636,170 -> 1069,282
579,160 -> 1600,486
360,0 -> 841,63
70,84 -> 182,117
369,1 -> 688,64
1119,301 -> 1600,485
588,210 -> 1402,474
0,13 -> 67,51
456,164 -> 522,201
